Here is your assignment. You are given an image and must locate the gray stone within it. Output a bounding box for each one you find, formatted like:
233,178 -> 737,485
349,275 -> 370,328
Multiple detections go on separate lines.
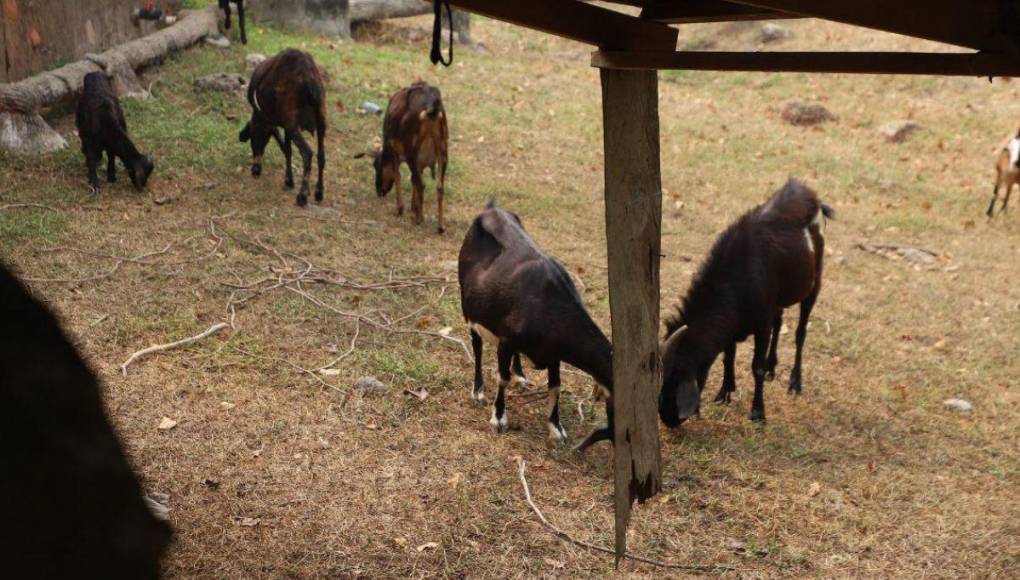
205,33 -> 231,48
353,376 -> 386,394
943,398 -> 973,413
194,73 -> 247,93
782,101 -> 835,126
245,53 -> 267,76
0,113 -> 67,154
758,22 -> 791,44
879,120 -> 922,143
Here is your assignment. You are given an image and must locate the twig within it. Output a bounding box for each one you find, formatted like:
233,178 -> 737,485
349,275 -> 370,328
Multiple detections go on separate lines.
316,319 -> 362,372
0,203 -> 59,212
26,242 -> 175,284
515,459 -> 735,573
120,322 -> 229,376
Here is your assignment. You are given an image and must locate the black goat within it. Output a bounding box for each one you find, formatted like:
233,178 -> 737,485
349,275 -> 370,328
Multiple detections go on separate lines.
219,0 -> 247,44
660,179 -> 833,427
240,49 -> 327,206
75,72 -> 154,194
0,262 -> 172,577
458,202 -> 613,451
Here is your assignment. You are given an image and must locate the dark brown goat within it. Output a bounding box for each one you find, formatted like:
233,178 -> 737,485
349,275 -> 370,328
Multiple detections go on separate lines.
459,202 -> 613,451
240,49 -> 326,206
660,179 -> 833,427
219,0 -> 246,44
373,81 -> 449,233
0,262 -> 172,577
76,72 -> 154,194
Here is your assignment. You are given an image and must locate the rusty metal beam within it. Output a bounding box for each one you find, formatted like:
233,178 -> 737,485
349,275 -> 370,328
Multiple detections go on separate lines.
592,50 -> 1020,76
725,0 -> 1020,52
642,0 -> 800,24
449,0 -> 678,51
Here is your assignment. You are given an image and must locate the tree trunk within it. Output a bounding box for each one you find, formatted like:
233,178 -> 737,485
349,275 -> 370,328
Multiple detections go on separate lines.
349,0 -> 471,43
600,67 -> 664,567
0,6 -> 219,154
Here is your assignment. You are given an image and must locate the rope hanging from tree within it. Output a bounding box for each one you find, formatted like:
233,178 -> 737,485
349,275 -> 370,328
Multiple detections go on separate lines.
430,0 -> 454,66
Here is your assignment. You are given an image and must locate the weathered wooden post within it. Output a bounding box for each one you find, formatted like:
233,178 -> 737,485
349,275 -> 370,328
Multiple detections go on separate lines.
600,67 -> 663,564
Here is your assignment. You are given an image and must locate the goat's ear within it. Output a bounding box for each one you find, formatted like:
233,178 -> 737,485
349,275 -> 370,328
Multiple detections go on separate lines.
239,123 -> 251,143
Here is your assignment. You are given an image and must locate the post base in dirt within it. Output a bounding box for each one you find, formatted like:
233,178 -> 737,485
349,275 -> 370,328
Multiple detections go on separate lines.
600,66 -> 664,565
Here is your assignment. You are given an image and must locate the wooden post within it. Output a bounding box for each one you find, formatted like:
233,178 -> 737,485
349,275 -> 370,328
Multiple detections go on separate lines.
600,67 -> 663,566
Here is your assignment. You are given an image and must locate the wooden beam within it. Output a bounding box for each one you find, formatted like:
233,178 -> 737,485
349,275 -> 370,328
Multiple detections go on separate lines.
642,0 -> 799,24
449,0 -> 678,50
600,68 -> 663,566
726,0 -> 1018,52
592,50 -> 1020,76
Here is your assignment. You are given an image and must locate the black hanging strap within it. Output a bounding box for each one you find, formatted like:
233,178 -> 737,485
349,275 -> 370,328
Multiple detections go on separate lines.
430,0 -> 454,66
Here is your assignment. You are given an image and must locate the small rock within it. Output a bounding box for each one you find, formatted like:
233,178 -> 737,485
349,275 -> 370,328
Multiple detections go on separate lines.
157,417 -> 178,430
245,53 -> 267,75
194,73 -> 246,93
144,495 -> 170,521
357,101 -> 383,115
205,34 -> 231,48
758,22 -> 791,44
782,101 -> 835,126
353,376 -> 386,394
879,120 -> 922,143
943,398 -> 973,413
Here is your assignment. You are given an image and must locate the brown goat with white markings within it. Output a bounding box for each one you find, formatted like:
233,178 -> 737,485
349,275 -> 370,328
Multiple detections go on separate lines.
240,49 -> 326,207
373,81 -> 449,233
988,126 -> 1020,218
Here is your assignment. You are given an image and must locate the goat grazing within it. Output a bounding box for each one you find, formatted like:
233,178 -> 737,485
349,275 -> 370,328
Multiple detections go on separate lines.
373,81 -> 449,233
219,0 -> 247,44
0,261 -> 172,577
75,72 -> 154,194
240,49 -> 326,207
988,127 -> 1020,217
458,202 -> 613,451
659,179 -> 833,427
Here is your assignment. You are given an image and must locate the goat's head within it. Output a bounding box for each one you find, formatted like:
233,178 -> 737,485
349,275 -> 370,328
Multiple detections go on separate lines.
658,326 -> 702,428
239,117 -> 271,178
127,155 -> 154,191
372,146 -> 398,197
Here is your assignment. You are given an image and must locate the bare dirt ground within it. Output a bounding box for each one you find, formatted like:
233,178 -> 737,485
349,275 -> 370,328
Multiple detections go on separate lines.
1,11 -> 1018,579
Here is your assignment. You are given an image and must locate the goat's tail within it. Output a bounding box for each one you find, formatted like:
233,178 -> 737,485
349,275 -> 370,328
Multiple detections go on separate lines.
303,78 -> 325,109
484,198 -> 496,210
821,203 -> 836,220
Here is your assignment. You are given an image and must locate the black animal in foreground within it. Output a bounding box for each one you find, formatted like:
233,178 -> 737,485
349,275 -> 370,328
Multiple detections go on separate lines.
76,72 -> 154,194
659,179 -> 833,427
0,262 -> 171,577
458,202 -> 614,451
240,49 -> 327,206
219,0 -> 247,44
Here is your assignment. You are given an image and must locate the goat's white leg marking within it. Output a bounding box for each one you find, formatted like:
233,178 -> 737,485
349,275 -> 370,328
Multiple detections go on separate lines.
546,386 -> 567,442
803,228 -> 814,255
489,378 -> 509,433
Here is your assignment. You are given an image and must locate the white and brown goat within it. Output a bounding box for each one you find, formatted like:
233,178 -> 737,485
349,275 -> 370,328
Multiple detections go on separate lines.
988,127 -> 1020,218
458,202 -> 613,451
372,81 -> 449,233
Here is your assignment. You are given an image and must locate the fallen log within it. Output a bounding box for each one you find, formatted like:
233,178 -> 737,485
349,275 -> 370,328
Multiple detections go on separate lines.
349,0 -> 472,44
0,6 -> 220,154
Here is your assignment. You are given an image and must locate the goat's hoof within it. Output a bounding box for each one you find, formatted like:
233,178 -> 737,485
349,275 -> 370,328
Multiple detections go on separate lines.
314,189 -> 323,203
472,390 -> 486,405
489,412 -> 508,433
284,178 -> 295,189
547,423 -> 568,444
788,382 -> 802,395
396,206 -> 404,216
765,369 -> 776,382
750,410 -> 766,423
296,193 -> 308,207
251,165 -> 262,178
88,185 -> 100,195
437,225 -> 446,234
714,392 -> 731,405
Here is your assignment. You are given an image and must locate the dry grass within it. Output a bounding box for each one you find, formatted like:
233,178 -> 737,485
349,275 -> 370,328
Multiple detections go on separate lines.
1,12 -> 1019,579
